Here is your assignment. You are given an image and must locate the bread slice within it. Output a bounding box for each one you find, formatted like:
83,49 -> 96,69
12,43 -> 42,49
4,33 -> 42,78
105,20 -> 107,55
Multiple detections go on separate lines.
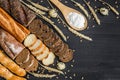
29,39 -> 42,52
42,52 -> 55,66
36,47 -> 49,60
24,34 -> 37,47
32,43 -> 45,56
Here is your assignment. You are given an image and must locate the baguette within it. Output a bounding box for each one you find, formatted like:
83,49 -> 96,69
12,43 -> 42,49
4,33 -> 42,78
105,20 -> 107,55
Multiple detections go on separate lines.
0,7 -> 30,42
0,64 -> 26,80
0,50 -> 26,77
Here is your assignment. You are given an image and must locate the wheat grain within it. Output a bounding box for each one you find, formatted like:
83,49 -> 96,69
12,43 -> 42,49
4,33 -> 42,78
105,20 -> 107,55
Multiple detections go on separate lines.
39,63 -> 64,74
27,0 -> 49,11
83,0 -> 100,25
28,72 -> 56,78
20,0 -> 45,15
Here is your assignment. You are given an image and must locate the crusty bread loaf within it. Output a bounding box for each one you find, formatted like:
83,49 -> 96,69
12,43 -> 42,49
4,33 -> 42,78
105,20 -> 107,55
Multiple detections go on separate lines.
0,64 -> 26,80
0,50 -> 26,77
42,52 -> 55,66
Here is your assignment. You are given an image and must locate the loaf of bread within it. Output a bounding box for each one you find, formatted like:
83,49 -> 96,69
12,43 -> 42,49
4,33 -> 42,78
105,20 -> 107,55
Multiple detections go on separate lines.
0,64 -> 26,80
0,28 -> 38,72
0,0 -> 36,27
0,7 -> 30,42
0,28 -> 25,59
0,50 -> 26,77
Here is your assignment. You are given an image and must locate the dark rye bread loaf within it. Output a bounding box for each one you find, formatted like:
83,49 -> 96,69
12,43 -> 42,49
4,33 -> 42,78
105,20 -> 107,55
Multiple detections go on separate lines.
0,0 -> 36,27
0,0 -> 10,13
28,19 -> 73,62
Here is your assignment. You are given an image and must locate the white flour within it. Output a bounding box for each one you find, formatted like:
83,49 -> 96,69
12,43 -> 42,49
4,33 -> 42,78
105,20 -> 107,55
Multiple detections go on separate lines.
67,12 -> 85,29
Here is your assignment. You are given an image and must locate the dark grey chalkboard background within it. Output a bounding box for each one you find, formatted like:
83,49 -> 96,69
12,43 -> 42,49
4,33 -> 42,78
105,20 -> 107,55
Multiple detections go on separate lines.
0,0 -> 120,80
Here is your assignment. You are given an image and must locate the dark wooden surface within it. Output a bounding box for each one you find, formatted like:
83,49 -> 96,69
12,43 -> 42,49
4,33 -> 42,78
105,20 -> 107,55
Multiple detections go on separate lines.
0,0 -> 120,80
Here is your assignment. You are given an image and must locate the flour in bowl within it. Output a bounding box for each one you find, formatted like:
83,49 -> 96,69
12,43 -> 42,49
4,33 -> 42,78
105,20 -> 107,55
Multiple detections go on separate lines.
67,12 -> 85,29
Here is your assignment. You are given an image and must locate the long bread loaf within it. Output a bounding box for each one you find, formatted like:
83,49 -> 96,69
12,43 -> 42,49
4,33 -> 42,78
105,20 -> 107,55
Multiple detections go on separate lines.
0,64 -> 26,80
0,50 -> 26,76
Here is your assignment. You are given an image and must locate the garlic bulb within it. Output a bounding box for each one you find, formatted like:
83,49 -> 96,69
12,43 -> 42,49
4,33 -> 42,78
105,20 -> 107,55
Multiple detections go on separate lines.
57,62 -> 66,70
100,8 -> 109,16
49,9 -> 58,18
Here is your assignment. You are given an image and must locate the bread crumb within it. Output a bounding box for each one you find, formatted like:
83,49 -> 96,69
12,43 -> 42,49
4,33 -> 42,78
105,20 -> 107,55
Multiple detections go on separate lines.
71,65 -> 74,67
27,74 -> 30,79
65,1 -> 68,3
65,76 -> 68,78
67,70 -> 70,72
116,16 -> 119,19
64,72 -> 67,74
57,62 -> 66,70
81,76 -> 84,80
80,39 -> 83,42
73,73 -> 76,77
69,76 -> 72,79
